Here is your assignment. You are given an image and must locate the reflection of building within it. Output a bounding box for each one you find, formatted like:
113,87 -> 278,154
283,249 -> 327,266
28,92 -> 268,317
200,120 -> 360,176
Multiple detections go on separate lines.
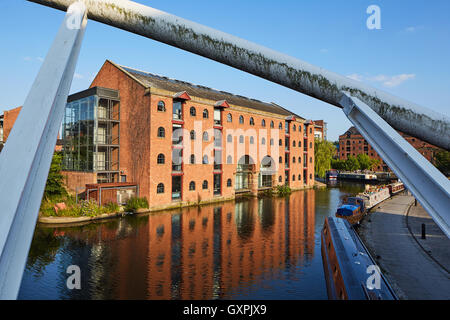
338,126 -> 443,171
61,60 -> 315,209
313,120 -> 327,141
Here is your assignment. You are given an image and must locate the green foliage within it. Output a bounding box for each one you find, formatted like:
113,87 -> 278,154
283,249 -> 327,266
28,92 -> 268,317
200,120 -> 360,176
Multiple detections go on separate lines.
331,159 -> 346,170
124,197 -> 149,212
434,151 -> 450,176
345,156 -> 360,171
276,185 -> 292,197
43,152 -> 67,199
314,139 -> 336,178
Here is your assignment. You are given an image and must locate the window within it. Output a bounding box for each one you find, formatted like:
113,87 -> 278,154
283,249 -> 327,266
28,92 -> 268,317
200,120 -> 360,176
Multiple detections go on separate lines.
298,174 -> 301,180
310,157 -> 313,163
310,142 -> 313,148
292,175 -> 295,181
270,121 -> 274,128
202,180 -> 208,189
279,123 -> 282,129
227,113 -> 232,122
262,119 -> 266,127
250,136 -> 254,144
261,138 -> 266,145
239,135 -> 244,143
157,183 -> 164,193
279,156 -> 282,163
227,155 -> 232,164
173,101 -> 182,120
279,139 -> 282,146
190,130 -> 196,140
279,176 -> 282,182
249,117 -> 255,126
203,109 -> 209,118
203,131 -> 209,141
190,154 -> 195,164
227,134 -> 232,143
157,154 -> 165,164
310,128 -> 312,134
157,101 -> 166,112
293,140 -> 296,147
239,115 -> 244,124
293,157 -> 296,163
203,155 -> 209,164
227,179 -> 232,187
293,125 -> 296,131
298,157 -> 301,163
157,127 -> 165,138
270,138 -> 274,146
190,107 -> 196,116
298,141 -> 301,148
189,181 -> 196,191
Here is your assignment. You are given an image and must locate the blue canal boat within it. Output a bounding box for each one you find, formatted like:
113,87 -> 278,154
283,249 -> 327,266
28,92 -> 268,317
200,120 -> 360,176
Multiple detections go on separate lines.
335,197 -> 366,225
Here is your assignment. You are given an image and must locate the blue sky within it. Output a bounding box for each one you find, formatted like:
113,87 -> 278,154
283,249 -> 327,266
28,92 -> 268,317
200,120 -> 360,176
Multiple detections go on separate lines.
1,0 -> 449,141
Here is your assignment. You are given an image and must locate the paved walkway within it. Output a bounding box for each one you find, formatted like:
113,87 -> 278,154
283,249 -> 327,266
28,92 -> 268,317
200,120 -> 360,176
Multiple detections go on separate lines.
358,193 -> 450,300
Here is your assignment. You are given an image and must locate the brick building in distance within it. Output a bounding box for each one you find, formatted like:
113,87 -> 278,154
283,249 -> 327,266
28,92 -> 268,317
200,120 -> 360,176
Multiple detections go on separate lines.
313,120 -> 327,141
61,60 -> 315,210
338,126 -> 443,172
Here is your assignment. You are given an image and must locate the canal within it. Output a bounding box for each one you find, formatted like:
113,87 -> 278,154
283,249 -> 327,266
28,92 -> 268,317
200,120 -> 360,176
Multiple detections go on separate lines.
18,182 -> 364,300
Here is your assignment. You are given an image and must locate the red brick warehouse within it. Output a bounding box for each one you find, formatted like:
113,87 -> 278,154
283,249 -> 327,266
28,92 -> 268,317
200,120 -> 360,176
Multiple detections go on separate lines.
61,60 -> 315,210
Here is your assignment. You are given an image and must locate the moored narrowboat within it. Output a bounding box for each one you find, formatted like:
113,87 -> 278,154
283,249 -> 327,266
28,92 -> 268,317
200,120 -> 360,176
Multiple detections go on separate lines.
335,197 -> 366,225
321,217 -> 397,300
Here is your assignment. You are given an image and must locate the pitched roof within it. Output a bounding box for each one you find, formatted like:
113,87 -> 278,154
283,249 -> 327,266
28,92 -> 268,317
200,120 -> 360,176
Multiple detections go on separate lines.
109,61 -> 304,120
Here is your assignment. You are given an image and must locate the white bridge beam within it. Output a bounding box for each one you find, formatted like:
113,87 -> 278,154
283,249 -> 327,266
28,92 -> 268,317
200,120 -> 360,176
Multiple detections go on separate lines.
340,92 -> 450,238
28,0 -> 450,150
0,2 -> 87,299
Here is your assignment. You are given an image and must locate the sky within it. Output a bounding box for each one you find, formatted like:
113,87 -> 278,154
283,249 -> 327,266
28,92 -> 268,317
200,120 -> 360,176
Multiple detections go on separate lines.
0,0 -> 449,141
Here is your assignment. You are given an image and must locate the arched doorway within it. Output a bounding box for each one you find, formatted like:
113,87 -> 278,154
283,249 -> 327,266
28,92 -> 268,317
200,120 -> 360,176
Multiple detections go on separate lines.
259,155 -> 276,188
235,155 -> 255,191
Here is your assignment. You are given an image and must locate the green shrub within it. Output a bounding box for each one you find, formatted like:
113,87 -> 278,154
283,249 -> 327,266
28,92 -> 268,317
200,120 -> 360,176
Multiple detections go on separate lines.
124,197 -> 149,212
276,185 -> 292,197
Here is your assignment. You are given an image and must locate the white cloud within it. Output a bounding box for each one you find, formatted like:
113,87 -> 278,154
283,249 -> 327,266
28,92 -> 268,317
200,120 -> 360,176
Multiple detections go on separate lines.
347,73 -> 415,87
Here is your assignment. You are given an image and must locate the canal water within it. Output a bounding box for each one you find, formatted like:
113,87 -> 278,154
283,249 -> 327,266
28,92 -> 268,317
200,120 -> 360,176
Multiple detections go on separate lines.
18,182 -> 364,300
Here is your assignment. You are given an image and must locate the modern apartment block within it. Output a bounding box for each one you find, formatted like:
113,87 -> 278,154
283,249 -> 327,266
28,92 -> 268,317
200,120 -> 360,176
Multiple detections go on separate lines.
338,126 -> 443,172
62,60 -> 315,210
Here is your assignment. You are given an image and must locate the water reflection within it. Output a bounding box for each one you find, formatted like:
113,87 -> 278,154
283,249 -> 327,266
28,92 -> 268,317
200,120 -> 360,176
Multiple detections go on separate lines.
19,186 -> 362,300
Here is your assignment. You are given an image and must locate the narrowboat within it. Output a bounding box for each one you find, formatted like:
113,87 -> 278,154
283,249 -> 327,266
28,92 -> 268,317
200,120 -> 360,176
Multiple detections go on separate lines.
357,185 -> 390,209
335,197 -> 366,225
388,181 -> 405,195
321,217 -> 397,300
326,169 -> 338,181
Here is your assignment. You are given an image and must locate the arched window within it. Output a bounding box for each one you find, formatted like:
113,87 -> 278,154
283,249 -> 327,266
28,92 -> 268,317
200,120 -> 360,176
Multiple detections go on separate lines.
279,139 -> 282,146
279,176 -> 282,182
310,142 -> 313,148
157,127 -> 165,138
190,106 -> 196,116
298,141 -> 302,148
293,157 -> 296,163
293,140 -> 296,147
250,136 -> 254,144
227,155 -> 233,164
190,154 -> 195,164
227,134 -> 232,143
157,101 -> 166,112
202,180 -> 208,189
261,138 -> 266,145
203,131 -> 209,141
157,154 -> 165,164
279,123 -> 283,129
298,174 -> 301,181
249,117 -> 255,126
203,155 -> 209,164
189,181 -> 196,191
270,121 -> 274,128
298,157 -> 301,163
279,156 -> 283,163
310,127 -> 312,134
239,115 -> 244,124
293,124 -> 296,131
310,157 -> 313,163
239,135 -> 244,143
203,109 -> 209,118
227,113 -> 232,122
270,138 -> 274,146
292,175 -> 296,181
190,130 -> 196,140
262,119 -> 266,127
157,183 -> 164,193
227,179 -> 232,187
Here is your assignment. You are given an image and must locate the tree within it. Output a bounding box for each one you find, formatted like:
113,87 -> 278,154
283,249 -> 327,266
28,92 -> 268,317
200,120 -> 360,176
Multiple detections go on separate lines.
434,151 -> 450,176
43,152 -> 67,199
314,139 -> 336,178
331,159 -> 346,170
345,156 -> 360,171
357,154 -> 375,170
